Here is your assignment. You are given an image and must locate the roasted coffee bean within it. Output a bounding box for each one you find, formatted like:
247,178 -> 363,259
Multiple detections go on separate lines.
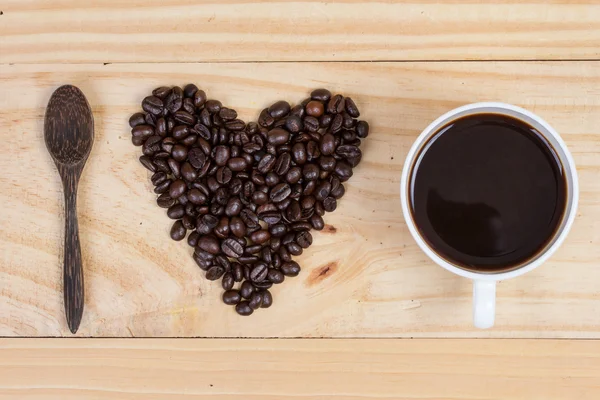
132,125 -> 154,141
222,238 -> 244,258
170,220 -> 186,241
239,255 -> 260,264
219,108 -> 238,121
142,95 -> 163,115
286,200 -> 302,222
269,223 -> 287,238
264,171 -> 280,187
306,141 -> 320,161
235,301 -> 253,316
215,216 -> 231,239
323,197 -> 337,212
174,110 -> 195,126
267,268 -> 285,284
315,181 -> 332,202
296,231 -> 313,248
268,100 -> 291,119
248,291 -> 263,309
169,179 -> 187,199
223,289 -> 240,305
196,215 -> 219,235
215,187 -> 230,205
227,157 -> 248,171
287,242 -> 303,256
282,232 -> 295,246
303,180 -> 317,196
169,144 -> 187,162
258,108 -> 275,128
356,120 -> 369,138
154,174 -> 171,191
281,261 -> 301,277
291,221 -> 312,231
259,290 -> 273,308
320,133 -> 336,155
233,263 -> 244,282
258,153 -> 276,174
250,229 -> 271,244
302,164 -> 319,181
284,167 -> 301,185
344,97 -> 360,118
306,100 -> 324,117
157,193 -> 175,208
273,152 -> 291,175
129,112 -> 146,128
252,190 -> 269,205
191,88 -> 206,107
168,158 -> 181,178
267,128 -> 289,146
197,235 -> 221,254
187,231 -> 199,247
270,183 -> 291,202
139,155 -> 156,172
167,204 -> 185,219
213,145 -> 230,166
327,94 -> 345,114
229,216 -> 247,238
240,209 -> 259,228
225,119 -> 245,131
240,281 -> 254,299
215,166 -> 232,185
245,244 -> 262,255
334,160 -> 353,181
215,255 -> 231,272
151,86 -> 171,100
303,116 -> 319,132
330,183 -> 345,199
250,262 -> 269,282
311,88 -> 331,102
151,171 -> 167,186
224,197 -> 242,217
206,266 -> 225,281
205,99 -> 222,113
284,115 -> 303,133
179,162 -> 196,182
314,200 -> 325,216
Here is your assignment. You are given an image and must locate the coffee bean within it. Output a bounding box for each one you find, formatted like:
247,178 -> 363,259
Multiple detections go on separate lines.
302,164 -> 319,181
327,94 -> 345,114
205,99 -> 222,113
222,238 -> 244,258
174,110 -> 196,126
248,292 -> 263,309
223,289 -> 241,305
270,183 -> 291,203
142,96 -> 163,115
151,171 -> 167,186
296,231 -> 313,248
320,133 -> 336,155
356,120 -> 369,138
157,193 -> 175,208
344,97 -> 360,118
225,197 -> 243,216
169,179 -> 187,199
235,301 -> 253,316
323,197 -> 337,212
250,229 -> 271,244
170,220 -> 186,241
267,128 -> 290,146
129,112 -> 147,128
311,88 -> 331,102
240,281 -> 254,299
167,204 -> 185,219
267,268 -> 285,284
206,266 -> 225,281
268,101 -> 291,119
233,263 -> 244,282
227,157 -> 248,171
303,116 -> 319,132
228,216 -> 247,238
334,160 -> 353,181
306,100 -> 324,117
331,183 -> 345,199
225,119 -> 246,131
215,216 -> 230,239
281,261 -> 301,277
258,153 -> 276,174
315,181 -> 332,202
154,174 -> 171,190
168,158 -> 181,178
261,290 -> 273,308
250,262 -> 269,282
197,235 -> 220,254
287,242 -> 303,256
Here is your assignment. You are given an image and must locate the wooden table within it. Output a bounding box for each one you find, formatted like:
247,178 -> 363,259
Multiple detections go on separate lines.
1,0 -> 600,398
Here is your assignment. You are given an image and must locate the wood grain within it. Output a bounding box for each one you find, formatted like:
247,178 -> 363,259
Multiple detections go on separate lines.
1,61 -> 600,337
0,338 -> 599,400
2,1 -> 600,63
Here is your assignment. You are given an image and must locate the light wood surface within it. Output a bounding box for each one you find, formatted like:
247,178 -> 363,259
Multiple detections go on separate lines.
0,338 -> 598,400
1,61 -> 599,337
2,1 -> 600,63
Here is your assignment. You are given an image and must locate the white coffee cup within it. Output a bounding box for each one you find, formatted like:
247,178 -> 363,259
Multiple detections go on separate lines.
400,102 -> 579,329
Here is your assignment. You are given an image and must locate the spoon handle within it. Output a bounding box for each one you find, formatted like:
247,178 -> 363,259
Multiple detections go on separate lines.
62,169 -> 84,334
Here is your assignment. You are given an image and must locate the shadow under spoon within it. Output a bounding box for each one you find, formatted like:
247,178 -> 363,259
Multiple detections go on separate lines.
44,85 -> 94,334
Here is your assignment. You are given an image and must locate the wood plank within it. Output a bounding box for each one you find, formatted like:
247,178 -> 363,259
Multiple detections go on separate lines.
2,1 -> 600,63
0,61 -> 599,337
0,338 -> 599,400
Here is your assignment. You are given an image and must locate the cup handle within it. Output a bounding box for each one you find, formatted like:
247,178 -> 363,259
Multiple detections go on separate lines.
473,280 -> 496,329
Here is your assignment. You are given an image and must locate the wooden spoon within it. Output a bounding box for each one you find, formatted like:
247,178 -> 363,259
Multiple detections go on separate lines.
44,85 -> 94,334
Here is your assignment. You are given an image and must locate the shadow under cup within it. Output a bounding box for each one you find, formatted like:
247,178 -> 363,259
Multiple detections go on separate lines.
402,104 -> 578,276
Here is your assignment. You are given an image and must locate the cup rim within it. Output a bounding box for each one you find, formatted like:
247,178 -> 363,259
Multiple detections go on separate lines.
400,102 -> 579,281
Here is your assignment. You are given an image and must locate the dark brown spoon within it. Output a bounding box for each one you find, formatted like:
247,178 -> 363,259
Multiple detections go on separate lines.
44,85 -> 94,334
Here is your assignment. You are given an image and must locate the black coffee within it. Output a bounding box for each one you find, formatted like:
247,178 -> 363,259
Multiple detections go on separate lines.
130,85 -> 369,315
410,113 -> 566,271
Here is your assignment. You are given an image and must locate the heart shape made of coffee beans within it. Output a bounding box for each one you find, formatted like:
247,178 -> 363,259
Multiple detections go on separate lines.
129,85 -> 369,316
